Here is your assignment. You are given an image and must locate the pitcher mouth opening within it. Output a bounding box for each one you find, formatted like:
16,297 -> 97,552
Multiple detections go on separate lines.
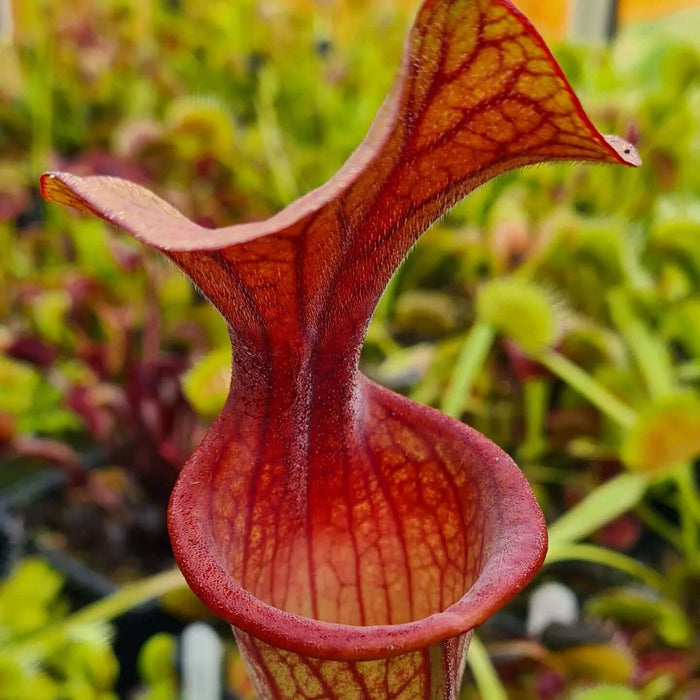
168,414 -> 548,662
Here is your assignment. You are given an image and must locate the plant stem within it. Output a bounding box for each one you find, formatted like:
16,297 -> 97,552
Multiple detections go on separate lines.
608,289 -> 675,400
636,503 -> 683,551
536,348 -> 637,429
675,462 -> 700,567
640,675 -> 676,700
4,569 -> 186,657
546,543 -> 665,591
675,462 -> 700,521
441,322 -> 495,419
467,634 -> 508,700
520,378 -> 550,462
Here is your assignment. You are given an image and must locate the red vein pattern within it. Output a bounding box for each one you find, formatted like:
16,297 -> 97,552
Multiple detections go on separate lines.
41,0 -> 639,697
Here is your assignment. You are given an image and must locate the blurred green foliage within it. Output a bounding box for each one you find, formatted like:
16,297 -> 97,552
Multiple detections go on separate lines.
0,559 -> 118,699
569,688 -> 639,700
137,632 -> 178,700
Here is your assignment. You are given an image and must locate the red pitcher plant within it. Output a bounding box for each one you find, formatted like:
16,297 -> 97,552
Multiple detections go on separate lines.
41,0 -> 640,696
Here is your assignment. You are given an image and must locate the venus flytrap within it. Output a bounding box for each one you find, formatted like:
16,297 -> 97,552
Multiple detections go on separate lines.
485,296 -> 663,556
450,240 -> 695,586
440,276 -> 566,426
460,277 -> 663,564
607,286 -> 700,563
502,283 -> 700,569
476,277 -> 563,355
41,0 -> 640,696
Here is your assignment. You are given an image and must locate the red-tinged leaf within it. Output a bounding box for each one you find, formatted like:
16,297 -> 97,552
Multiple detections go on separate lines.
41,0 -> 640,697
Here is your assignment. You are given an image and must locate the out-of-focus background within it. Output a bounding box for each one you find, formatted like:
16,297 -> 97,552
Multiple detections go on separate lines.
1,0 -> 699,698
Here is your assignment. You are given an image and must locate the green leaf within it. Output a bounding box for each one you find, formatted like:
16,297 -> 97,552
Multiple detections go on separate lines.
548,473 -> 648,548
0,358 -> 82,435
182,347 -> 231,418
440,323 -> 495,419
662,298 -> 700,359
467,635 -> 508,700
569,686 -> 639,700
30,290 -> 72,346
69,218 -> 120,282
0,559 -> 65,641
0,357 -> 41,417
54,628 -> 119,691
0,655 -> 58,699
545,544 -> 664,591
586,589 -> 693,647
607,289 -> 676,400
138,633 -> 176,685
